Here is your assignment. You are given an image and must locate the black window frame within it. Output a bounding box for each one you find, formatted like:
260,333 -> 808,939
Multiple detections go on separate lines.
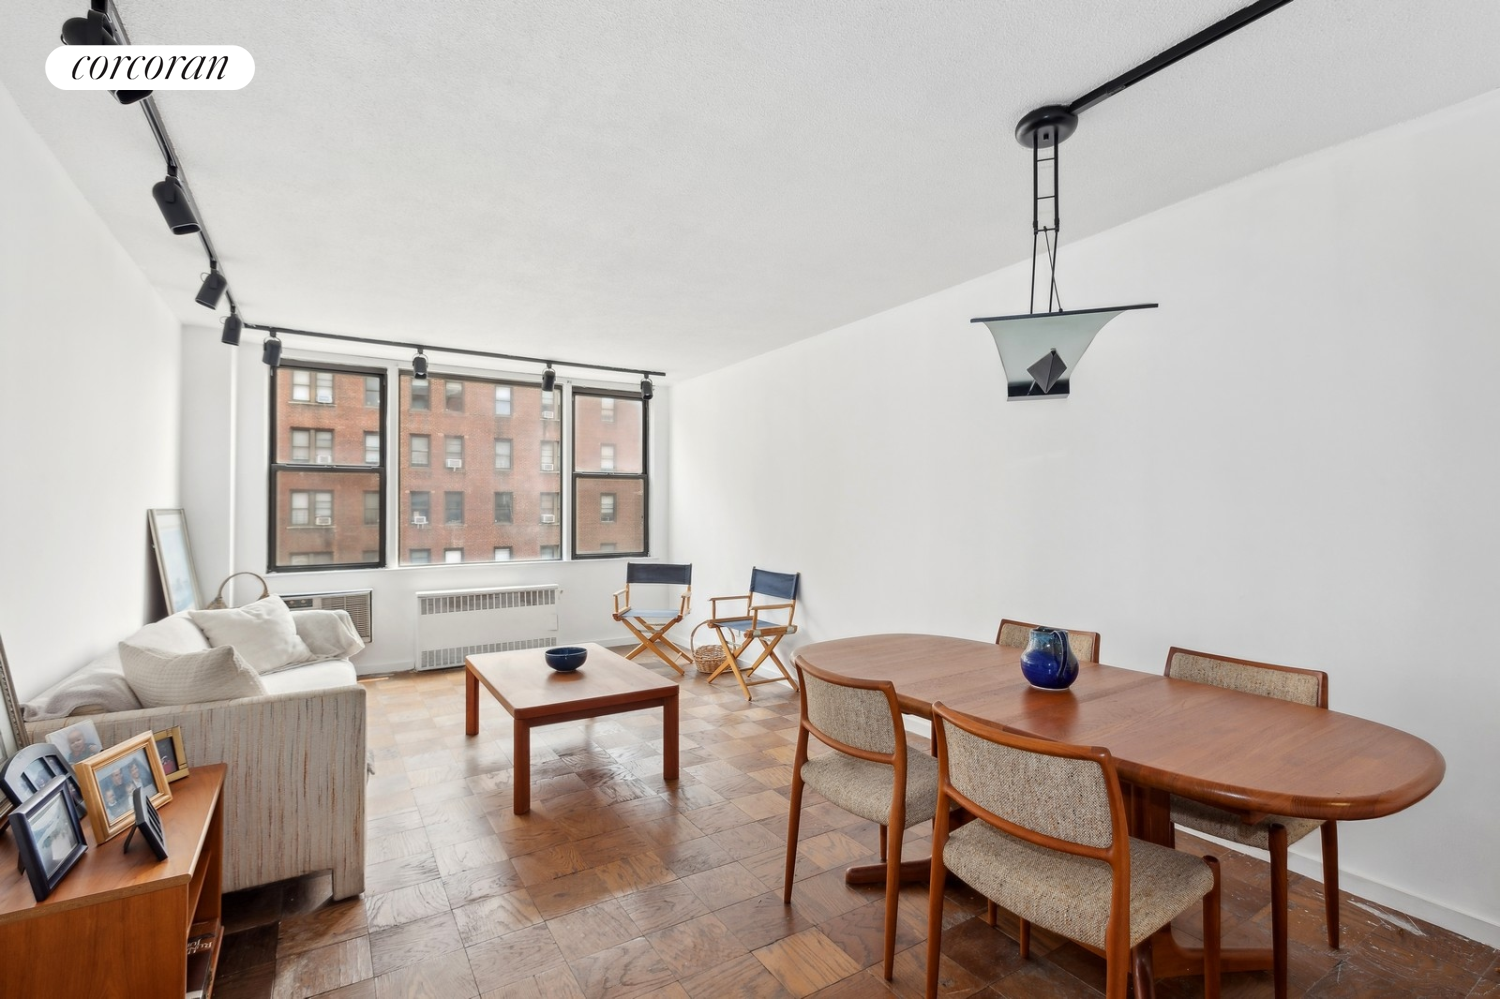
267,361 -> 386,572
571,387 -> 649,559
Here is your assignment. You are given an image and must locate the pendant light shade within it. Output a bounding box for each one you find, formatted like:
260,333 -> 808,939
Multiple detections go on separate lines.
196,269 -> 227,309
152,175 -> 200,235
541,365 -> 556,393
973,305 -> 1157,400
639,375 -> 654,401
412,349 -> 428,379
221,311 -> 242,346
262,334 -> 282,368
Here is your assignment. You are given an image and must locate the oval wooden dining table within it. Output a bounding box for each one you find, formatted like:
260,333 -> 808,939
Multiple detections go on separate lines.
794,635 -> 1446,994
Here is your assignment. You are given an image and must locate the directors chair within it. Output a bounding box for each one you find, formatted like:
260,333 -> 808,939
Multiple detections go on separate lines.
611,562 -> 692,673
703,567 -> 800,700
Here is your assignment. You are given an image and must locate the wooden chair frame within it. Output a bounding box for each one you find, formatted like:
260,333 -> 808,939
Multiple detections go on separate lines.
1165,646 -> 1336,999
611,563 -> 693,673
704,568 -> 800,700
926,702 -> 1220,999
784,660 -> 910,980
995,618 -> 1101,662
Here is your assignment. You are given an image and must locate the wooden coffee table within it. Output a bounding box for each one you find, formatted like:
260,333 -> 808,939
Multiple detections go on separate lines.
465,643 -> 680,814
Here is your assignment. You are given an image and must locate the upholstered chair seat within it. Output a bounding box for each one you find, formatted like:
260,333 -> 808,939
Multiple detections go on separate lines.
1170,796 -> 1324,850
801,750 -> 939,828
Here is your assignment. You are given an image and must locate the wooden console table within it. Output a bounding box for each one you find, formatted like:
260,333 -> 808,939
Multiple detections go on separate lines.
0,762 -> 226,998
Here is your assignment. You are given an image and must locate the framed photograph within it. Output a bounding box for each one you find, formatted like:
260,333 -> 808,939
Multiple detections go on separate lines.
46,719 -> 104,767
153,726 -> 189,782
148,508 -> 203,615
9,775 -> 87,902
74,731 -> 173,843
1,744 -> 80,810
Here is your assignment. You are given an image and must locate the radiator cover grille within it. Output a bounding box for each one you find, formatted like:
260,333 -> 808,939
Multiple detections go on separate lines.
414,584 -> 560,671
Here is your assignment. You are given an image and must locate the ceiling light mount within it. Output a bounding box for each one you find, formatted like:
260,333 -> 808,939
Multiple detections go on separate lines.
1014,105 -> 1077,149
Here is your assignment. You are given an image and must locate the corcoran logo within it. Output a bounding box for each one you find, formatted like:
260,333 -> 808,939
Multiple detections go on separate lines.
46,45 -> 254,92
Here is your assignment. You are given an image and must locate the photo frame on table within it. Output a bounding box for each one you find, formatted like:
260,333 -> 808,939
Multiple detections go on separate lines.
153,726 -> 189,783
1,744 -> 85,817
148,508 -> 203,615
9,775 -> 87,902
74,731 -> 173,843
127,786 -> 169,861
46,719 -> 104,768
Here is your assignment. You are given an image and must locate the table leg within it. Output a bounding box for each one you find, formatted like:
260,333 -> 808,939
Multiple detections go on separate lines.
513,721 -> 531,815
662,694 -> 679,782
465,667 -> 479,736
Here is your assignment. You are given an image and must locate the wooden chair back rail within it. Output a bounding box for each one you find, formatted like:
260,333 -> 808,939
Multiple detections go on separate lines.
996,618 -> 1102,662
797,660 -> 906,768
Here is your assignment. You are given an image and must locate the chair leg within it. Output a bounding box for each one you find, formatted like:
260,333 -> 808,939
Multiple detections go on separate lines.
782,739 -> 807,904
1104,942 -> 1129,999
1270,823 -> 1289,999
985,899 -> 996,927
1203,855 -> 1221,999
1131,944 -> 1155,999
925,838 -> 948,999
1322,821 -> 1341,949
883,823 -> 902,980
878,824 -> 887,863
1018,917 -> 1030,959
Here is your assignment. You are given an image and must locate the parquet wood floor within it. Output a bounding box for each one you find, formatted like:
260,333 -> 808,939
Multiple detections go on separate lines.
213,655 -> 1498,999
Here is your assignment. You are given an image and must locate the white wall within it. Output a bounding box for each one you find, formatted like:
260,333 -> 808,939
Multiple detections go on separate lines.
0,82 -> 182,699
668,91 -> 1500,944
172,340 -> 673,676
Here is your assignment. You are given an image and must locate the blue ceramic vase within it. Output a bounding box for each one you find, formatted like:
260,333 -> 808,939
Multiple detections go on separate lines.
1019,627 -> 1079,690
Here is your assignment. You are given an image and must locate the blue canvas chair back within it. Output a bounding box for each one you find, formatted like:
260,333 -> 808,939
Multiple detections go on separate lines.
750,567 -> 799,601
627,562 -> 692,586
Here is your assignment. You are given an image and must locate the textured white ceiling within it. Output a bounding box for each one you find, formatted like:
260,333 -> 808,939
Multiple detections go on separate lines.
3,1 -> 1498,379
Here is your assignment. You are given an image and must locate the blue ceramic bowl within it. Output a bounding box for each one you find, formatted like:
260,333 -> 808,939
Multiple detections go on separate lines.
544,646 -> 588,672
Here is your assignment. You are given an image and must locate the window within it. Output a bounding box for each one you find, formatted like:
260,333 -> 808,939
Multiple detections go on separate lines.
540,441 -> 558,471
290,490 -> 333,526
399,373 -> 562,567
411,491 -> 430,525
409,548 -> 431,564
540,545 -> 560,560
493,547 -> 512,561
540,492 -> 560,523
444,548 -> 463,563
572,390 -> 647,557
271,365 -> 384,570
411,379 -> 430,411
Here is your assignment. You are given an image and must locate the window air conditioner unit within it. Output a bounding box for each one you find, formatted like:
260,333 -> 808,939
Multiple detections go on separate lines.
541,462 -> 555,471
316,454 -> 332,464
541,514 -> 557,524
543,410 -> 555,420
282,589 -> 374,644
316,391 -> 333,404
314,516 -> 332,526
445,458 -> 463,469
412,514 -> 428,525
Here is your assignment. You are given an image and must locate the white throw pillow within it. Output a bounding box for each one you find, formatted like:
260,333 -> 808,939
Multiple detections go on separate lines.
188,595 -> 313,674
119,643 -> 267,708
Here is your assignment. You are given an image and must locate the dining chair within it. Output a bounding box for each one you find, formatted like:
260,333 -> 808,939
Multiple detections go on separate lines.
926,702 -> 1220,999
1165,647 -> 1337,999
995,618 -> 1101,663
610,561 -> 693,673
704,567 -> 800,700
784,659 -> 940,980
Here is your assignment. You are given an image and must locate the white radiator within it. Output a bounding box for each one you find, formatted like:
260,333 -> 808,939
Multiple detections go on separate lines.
413,584 -> 560,671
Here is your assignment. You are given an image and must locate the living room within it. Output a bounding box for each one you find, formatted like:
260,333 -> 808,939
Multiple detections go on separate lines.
2,2 -> 1498,997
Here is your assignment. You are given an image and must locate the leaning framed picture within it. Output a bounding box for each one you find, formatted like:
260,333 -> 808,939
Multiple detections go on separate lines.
153,726 -> 189,783
148,508 -> 203,615
9,776 -> 87,902
74,731 -> 173,843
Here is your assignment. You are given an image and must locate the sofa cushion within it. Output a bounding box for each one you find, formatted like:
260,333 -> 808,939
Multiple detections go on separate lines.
260,661 -> 359,696
21,649 -> 143,721
188,596 -> 314,674
290,609 -> 366,667
120,643 -> 267,708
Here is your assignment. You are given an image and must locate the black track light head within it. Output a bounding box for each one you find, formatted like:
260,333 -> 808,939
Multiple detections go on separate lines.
262,333 -> 282,368
640,375 -> 654,401
60,9 -> 112,45
113,90 -> 152,105
541,365 -> 556,393
151,175 -> 200,234
196,269 -> 227,309
413,350 -> 428,380
221,312 -> 242,346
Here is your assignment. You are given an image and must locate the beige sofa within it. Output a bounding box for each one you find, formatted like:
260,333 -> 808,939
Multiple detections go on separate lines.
24,609 -> 367,900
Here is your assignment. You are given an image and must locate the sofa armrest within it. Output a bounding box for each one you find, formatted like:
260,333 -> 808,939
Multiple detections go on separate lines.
29,685 -> 367,898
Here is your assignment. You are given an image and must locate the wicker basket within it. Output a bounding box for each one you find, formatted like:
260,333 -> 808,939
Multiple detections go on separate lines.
206,571 -> 270,609
689,621 -> 726,675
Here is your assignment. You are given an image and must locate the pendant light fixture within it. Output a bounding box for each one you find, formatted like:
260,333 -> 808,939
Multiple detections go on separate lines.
974,0 -> 1295,400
